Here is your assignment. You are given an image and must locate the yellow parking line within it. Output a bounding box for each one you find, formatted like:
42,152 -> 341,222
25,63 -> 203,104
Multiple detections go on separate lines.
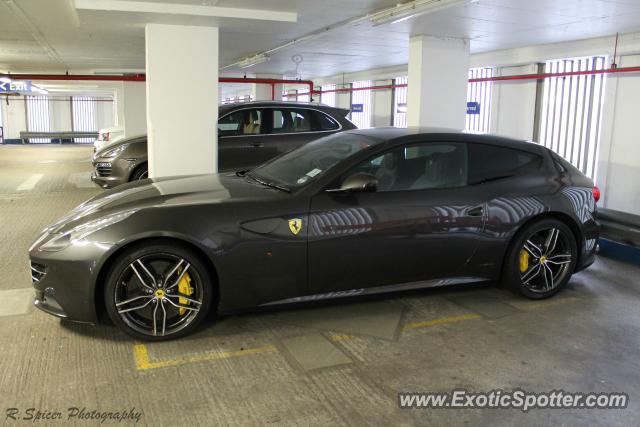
133,343 -> 277,371
516,296 -> 582,311
132,297 -> 583,371
403,313 -> 482,330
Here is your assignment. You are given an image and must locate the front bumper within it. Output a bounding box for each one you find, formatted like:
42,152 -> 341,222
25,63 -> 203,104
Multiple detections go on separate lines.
91,157 -> 135,189
29,239 -> 113,323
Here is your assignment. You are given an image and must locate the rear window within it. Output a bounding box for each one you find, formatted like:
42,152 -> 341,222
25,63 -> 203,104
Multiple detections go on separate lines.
313,111 -> 340,131
468,143 -> 542,184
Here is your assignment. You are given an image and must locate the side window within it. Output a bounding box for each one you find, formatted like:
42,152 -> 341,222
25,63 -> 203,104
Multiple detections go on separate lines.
468,143 -> 542,184
217,109 -> 262,137
271,109 -> 313,134
312,110 -> 340,131
348,143 -> 468,192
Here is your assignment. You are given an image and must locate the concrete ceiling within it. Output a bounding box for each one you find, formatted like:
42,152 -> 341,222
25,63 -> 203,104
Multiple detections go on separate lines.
1,0 -> 639,79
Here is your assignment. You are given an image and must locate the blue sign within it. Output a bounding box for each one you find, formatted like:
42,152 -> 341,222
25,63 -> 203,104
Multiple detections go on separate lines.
351,103 -> 364,113
467,101 -> 481,115
0,80 -> 32,93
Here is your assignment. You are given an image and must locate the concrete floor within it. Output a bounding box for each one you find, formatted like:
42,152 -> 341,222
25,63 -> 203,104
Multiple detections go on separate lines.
0,144 -> 639,426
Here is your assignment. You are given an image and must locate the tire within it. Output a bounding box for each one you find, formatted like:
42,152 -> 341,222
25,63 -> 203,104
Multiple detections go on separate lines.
104,242 -> 214,341
502,218 -> 578,300
130,164 -> 148,182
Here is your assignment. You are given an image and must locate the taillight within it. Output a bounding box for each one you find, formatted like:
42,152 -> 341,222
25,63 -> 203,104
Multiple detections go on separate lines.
104,132 -> 110,141
592,186 -> 601,203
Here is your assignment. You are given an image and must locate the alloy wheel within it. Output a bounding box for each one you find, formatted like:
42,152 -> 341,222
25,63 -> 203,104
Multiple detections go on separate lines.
518,227 -> 573,294
113,253 -> 203,337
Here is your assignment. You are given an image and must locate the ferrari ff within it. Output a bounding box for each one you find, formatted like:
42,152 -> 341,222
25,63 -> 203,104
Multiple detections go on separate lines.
29,128 -> 599,340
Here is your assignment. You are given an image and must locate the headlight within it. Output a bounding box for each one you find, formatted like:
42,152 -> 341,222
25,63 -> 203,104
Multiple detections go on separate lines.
100,143 -> 129,158
39,210 -> 138,252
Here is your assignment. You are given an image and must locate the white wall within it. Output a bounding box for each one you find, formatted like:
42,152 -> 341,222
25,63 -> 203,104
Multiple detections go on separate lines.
2,99 -> 26,140
372,79 -> 392,127
489,64 -> 538,140
597,54 -> 640,214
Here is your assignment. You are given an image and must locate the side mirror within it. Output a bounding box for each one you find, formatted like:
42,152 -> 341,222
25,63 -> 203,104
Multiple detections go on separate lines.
328,172 -> 378,193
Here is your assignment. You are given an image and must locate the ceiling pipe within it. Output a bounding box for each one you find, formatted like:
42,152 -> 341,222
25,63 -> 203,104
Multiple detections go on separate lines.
4,66 -> 639,99
0,74 -> 315,99
310,65 -> 640,96
468,65 -> 640,83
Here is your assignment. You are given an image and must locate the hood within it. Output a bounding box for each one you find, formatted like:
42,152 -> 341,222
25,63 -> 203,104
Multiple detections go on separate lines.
49,173 -> 287,233
94,135 -> 147,159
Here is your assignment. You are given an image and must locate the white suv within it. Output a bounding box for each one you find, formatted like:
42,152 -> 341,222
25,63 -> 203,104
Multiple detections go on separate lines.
93,126 -> 124,152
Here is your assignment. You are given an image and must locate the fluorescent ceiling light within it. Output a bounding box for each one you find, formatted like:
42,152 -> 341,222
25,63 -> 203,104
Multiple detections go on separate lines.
238,54 -> 270,69
369,0 -> 478,26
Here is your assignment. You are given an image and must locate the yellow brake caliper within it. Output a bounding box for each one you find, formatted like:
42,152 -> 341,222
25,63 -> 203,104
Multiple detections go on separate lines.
519,249 -> 529,273
177,267 -> 193,316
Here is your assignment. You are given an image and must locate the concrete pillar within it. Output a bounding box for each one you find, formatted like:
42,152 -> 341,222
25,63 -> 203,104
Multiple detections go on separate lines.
113,84 -> 125,127
372,79 -> 393,127
253,74 -> 283,101
407,36 -> 470,129
122,82 -> 147,137
4,98 -> 27,141
146,24 -> 219,177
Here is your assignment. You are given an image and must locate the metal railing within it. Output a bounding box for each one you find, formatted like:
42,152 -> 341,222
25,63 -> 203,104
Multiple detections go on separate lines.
19,131 -> 98,144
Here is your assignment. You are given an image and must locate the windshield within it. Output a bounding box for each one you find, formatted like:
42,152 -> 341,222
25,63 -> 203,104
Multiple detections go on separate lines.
249,132 -> 378,190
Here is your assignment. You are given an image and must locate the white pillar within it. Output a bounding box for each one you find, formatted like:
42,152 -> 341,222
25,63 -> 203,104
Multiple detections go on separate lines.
122,82 -> 147,137
145,24 -> 219,177
407,36 -> 470,129
113,84 -> 125,127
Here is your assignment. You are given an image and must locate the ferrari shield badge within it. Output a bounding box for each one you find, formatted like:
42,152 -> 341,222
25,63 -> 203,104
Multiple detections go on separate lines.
288,218 -> 302,235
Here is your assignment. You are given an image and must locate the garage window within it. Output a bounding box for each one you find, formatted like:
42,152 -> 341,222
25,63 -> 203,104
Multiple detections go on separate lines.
26,96 -> 52,143
466,68 -> 494,134
71,96 -> 98,143
393,76 -> 408,128
321,84 -> 336,107
538,55 -> 607,180
350,80 -> 372,129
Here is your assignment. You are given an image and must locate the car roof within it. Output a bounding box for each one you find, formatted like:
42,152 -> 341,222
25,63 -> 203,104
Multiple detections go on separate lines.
220,101 -> 342,111
343,127 -> 546,154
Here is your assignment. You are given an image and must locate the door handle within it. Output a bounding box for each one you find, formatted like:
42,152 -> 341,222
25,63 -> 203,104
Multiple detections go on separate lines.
467,206 -> 484,217
251,141 -> 264,147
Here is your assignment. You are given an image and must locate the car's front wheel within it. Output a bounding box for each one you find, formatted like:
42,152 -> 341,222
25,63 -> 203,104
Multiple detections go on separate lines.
104,242 -> 213,341
504,218 -> 578,299
130,164 -> 148,181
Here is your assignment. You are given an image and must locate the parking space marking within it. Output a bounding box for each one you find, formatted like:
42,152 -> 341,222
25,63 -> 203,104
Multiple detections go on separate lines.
403,313 -> 481,330
512,296 -> 582,311
16,174 -> 43,191
133,343 -> 277,371
131,297 -> 585,371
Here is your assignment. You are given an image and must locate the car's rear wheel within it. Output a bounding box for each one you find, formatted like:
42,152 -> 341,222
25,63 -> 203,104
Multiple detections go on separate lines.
130,164 -> 148,181
503,218 -> 577,299
104,242 -> 213,341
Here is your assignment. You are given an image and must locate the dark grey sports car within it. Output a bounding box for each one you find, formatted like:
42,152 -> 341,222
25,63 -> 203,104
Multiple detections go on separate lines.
91,101 -> 355,189
30,128 -> 599,341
